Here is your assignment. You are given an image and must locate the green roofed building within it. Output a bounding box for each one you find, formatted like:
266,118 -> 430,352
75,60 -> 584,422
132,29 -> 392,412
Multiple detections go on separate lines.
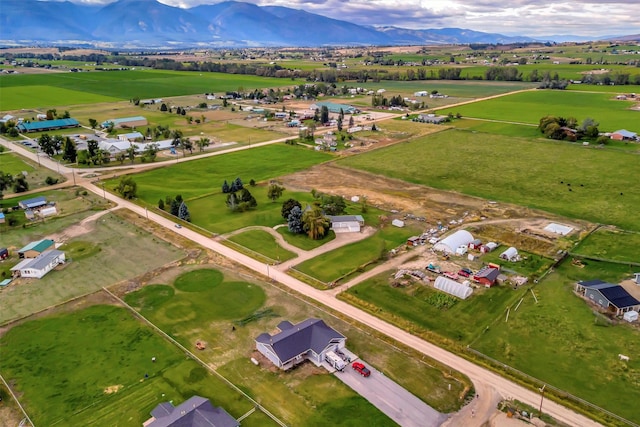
17,118 -> 79,133
310,101 -> 359,114
18,239 -> 55,259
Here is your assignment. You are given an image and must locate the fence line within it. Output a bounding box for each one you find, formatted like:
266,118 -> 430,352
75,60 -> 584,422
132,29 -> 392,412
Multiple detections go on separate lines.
101,288 -> 288,427
287,266 -> 328,289
0,372 -> 35,427
466,347 -> 639,427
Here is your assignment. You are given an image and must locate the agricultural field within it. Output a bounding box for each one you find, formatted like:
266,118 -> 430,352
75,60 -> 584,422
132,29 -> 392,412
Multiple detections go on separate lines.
358,80 -> 537,99
572,228 -> 640,264
449,119 -> 540,138
472,261 -> 640,423
122,267 -> 469,425
0,211 -> 184,324
437,89 -> 640,131
0,303 -> 273,427
0,69 -> 299,110
0,151 -> 65,194
337,130 -> 640,232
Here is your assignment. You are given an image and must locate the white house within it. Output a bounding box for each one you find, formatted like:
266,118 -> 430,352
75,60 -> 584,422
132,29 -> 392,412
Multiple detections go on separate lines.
255,318 -> 346,370
11,250 -> 65,279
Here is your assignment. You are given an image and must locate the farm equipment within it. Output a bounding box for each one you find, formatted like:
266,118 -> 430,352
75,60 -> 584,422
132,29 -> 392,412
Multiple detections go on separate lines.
426,263 -> 441,274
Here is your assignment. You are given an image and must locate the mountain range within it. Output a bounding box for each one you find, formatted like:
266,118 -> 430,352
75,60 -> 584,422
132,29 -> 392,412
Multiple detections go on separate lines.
0,0 -> 628,48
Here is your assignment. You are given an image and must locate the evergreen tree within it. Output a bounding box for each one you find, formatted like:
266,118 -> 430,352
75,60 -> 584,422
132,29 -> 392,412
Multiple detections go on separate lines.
62,137 -> 77,162
234,177 -> 244,191
287,205 -> 304,234
281,198 -> 302,220
178,201 -> 191,222
170,199 -> 180,216
158,199 -> 165,210
240,188 -> 257,208
226,192 -> 239,212
222,180 -> 230,193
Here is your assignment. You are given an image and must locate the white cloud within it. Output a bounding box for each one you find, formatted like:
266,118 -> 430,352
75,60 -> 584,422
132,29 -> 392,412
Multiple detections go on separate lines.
44,0 -> 640,37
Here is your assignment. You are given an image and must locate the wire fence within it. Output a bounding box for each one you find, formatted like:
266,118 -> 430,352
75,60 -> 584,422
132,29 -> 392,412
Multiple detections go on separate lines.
0,372 -> 35,427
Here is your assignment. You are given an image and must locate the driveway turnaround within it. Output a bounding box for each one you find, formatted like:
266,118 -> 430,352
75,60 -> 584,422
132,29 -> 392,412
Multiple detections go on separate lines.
335,361 -> 447,427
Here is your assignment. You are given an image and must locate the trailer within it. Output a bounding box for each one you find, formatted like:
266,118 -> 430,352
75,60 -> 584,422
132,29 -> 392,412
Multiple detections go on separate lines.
325,350 -> 346,371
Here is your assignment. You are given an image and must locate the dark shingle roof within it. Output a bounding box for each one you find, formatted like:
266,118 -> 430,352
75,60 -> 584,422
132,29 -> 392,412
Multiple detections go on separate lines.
148,396 -> 239,427
578,279 -> 608,288
600,286 -> 640,309
256,318 -> 345,364
474,267 -> 500,282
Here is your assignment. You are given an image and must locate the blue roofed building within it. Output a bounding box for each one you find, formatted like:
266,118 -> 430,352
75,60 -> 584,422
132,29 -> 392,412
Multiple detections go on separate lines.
18,196 -> 47,210
0,212 -> 5,224
575,280 -> 640,315
255,318 -> 346,370
144,396 -> 239,427
17,118 -> 79,133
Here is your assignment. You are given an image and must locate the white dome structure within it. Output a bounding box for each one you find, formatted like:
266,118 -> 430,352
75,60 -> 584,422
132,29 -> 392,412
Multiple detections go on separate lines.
434,276 -> 473,300
433,230 -> 474,254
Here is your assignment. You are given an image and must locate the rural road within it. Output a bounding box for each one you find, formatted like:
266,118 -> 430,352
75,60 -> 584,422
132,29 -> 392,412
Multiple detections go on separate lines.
0,115 -> 605,427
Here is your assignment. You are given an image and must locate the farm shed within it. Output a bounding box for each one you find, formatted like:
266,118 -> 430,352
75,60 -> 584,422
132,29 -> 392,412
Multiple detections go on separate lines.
39,206 -> 58,217
18,239 -> 55,259
623,311 -> 638,323
255,318 -> 346,370
17,118 -> 79,133
575,280 -> 640,316
18,196 -> 47,210
544,223 -> 574,236
469,239 -> 482,250
473,266 -> 500,287
434,230 -> 474,254
11,250 -> 65,279
328,215 -> 364,233
610,129 -> 638,141
101,116 -> 147,129
434,276 -> 473,299
392,219 -> 405,228
481,242 -> 498,253
500,247 -> 520,262
145,396 -> 239,427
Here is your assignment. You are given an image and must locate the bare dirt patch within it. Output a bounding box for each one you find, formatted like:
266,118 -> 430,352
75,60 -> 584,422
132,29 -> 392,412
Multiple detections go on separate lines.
104,384 -> 123,394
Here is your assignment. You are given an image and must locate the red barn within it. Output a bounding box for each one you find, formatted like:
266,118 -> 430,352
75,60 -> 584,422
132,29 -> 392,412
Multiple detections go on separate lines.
473,267 -> 500,287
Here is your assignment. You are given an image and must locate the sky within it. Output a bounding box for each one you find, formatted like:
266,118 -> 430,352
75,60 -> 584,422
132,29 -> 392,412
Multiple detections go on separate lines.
50,0 -> 640,37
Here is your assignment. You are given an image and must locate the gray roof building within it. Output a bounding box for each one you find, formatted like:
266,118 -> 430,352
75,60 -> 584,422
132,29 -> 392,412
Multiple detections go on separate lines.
575,280 -> 640,315
255,318 -> 346,370
145,396 -> 239,427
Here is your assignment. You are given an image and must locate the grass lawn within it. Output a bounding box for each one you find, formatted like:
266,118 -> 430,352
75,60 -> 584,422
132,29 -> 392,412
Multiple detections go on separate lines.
341,271 -> 524,344
338,129 -> 640,232
123,268 -> 417,426
437,90 -> 640,131
295,225 -> 419,284
451,118 -> 541,138
227,229 -> 297,263
0,70 -> 299,110
276,227 -> 335,250
120,144 -> 332,205
472,260 -> 640,422
480,250 -> 554,279
573,228 -> 640,264
0,151 -> 65,194
0,211 -> 184,324
0,304 -> 273,427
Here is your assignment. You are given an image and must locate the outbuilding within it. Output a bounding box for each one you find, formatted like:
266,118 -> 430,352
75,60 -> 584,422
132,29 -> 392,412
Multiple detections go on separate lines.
434,230 -> 474,255
19,196 -> 47,210
469,239 -> 482,250
392,219 -> 405,228
18,239 -> 55,259
101,116 -> 147,129
481,242 -> 498,253
623,311 -> 638,323
0,212 -> 4,224
434,276 -> 473,300
473,266 -> 500,287
0,247 -> 8,260
500,247 -> 520,262
328,215 -> 364,233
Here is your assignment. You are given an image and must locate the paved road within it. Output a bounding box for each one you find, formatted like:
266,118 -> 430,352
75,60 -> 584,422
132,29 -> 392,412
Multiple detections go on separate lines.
336,361 -> 446,427
0,126 -> 605,427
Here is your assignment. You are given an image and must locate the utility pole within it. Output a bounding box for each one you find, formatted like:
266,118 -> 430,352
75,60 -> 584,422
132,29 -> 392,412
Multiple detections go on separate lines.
538,384 -> 546,417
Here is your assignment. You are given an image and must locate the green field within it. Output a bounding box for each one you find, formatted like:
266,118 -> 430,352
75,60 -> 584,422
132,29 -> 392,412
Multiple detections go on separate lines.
473,261 -> 640,422
0,304 -> 272,427
573,228 -> 640,264
359,80 -> 537,98
0,152 -> 38,175
227,229 -> 297,263
0,70 -> 299,110
0,212 -> 184,324
451,118 -> 540,138
123,269 -> 408,425
295,225 -> 419,284
338,130 -> 640,231
437,90 -> 640,131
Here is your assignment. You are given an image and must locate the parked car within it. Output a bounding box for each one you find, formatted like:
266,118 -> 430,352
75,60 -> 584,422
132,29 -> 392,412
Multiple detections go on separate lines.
458,268 -> 473,278
174,224 -> 182,229
352,361 -> 371,377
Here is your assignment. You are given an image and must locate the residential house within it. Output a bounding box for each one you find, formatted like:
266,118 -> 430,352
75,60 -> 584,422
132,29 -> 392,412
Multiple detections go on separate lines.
473,266 -> 500,287
143,396 -> 239,427
416,114 -> 447,124
18,239 -> 55,259
575,279 -> 640,315
255,318 -> 346,370
328,215 -> 364,233
610,129 -> 638,141
11,250 -> 65,279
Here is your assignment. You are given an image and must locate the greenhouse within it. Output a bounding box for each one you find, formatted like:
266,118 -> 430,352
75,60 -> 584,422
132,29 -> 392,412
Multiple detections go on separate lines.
433,230 -> 474,254
434,276 -> 473,300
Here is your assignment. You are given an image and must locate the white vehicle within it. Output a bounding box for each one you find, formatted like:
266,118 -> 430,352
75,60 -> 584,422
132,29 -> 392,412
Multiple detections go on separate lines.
325,350 -> 346,371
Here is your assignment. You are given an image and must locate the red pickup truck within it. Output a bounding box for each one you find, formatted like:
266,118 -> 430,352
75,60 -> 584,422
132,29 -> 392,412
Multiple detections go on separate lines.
352,361 -> 371,377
